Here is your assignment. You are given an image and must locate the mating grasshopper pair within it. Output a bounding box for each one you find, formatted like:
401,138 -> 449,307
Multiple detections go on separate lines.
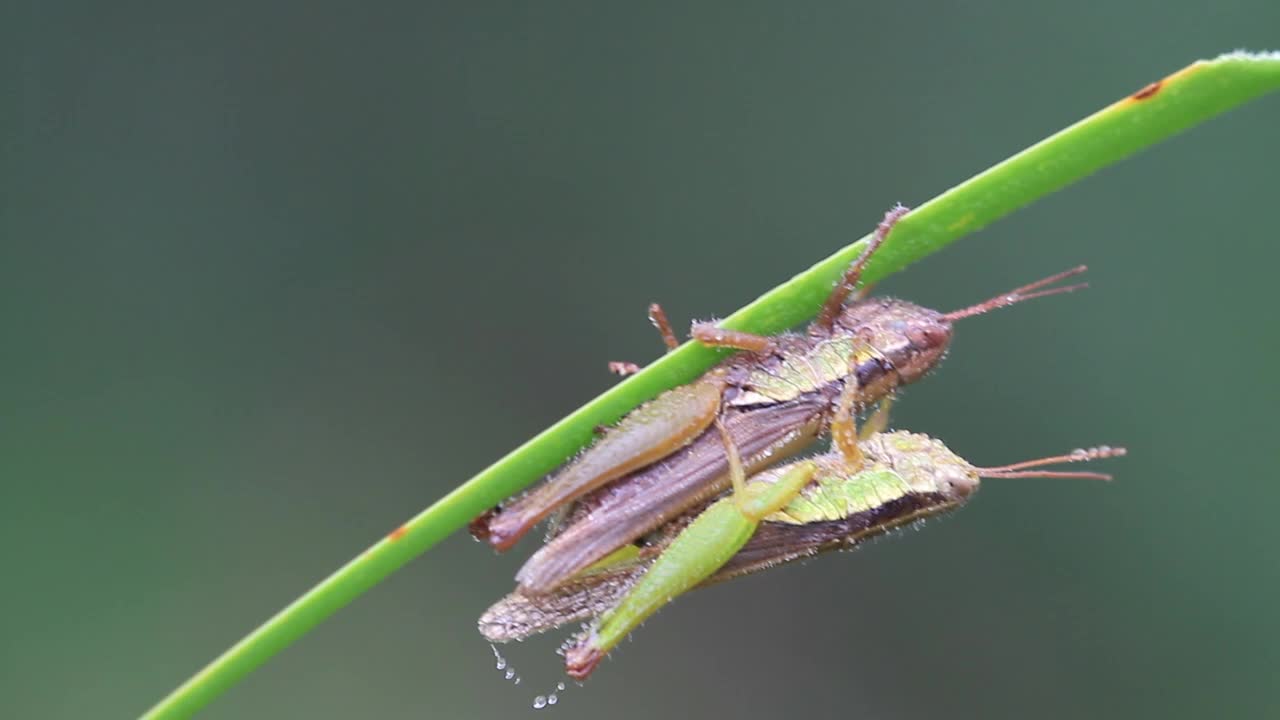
482,413 -> 1125,679
473,206 -> 1122,679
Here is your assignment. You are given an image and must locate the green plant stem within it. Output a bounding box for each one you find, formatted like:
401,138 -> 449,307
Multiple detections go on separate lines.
142,51 -> 1280,719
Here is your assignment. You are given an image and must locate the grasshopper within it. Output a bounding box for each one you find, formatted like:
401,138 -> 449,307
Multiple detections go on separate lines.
472,206 -> 1089,595
479,373 -> 1125,679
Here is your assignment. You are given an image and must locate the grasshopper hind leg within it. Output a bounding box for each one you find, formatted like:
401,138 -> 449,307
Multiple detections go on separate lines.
563,408 -> 819,680
473,375 -> 727,550
563,458 -> 818,680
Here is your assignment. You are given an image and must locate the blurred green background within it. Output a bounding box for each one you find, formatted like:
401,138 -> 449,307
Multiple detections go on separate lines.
5,3 -> 1279,719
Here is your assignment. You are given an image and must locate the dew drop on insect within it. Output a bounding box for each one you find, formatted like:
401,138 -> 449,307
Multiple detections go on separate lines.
533,696 -> 548,709
1070,448 -> 1088,460
547,694 -> 558,706
489,644 -> 522,686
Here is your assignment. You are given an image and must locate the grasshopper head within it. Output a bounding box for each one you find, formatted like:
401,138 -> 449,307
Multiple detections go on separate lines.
869,430 -> 981,501
837,298 -> 954,387
838,266 -> 1092,392
890,306 -> 953,386
933,457 -> 982,500
871,430 -> 1124,502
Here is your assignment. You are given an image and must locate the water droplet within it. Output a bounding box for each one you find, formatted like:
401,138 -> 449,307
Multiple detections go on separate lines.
556,682 -> 565,691
490,643 -> 523,686
533,696 -> 548,709
548,694 -> 558,705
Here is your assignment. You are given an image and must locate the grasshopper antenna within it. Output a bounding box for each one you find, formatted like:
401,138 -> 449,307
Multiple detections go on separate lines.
975,445 -> 1127,481
942,265 -> 1089,322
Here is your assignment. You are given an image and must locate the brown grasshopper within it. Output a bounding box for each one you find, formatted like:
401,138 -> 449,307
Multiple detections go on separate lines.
472,206 -> 1088,594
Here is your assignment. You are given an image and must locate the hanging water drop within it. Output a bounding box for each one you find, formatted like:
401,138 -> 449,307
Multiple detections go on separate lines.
533,696 -> 548,709
489,643 -> 523,686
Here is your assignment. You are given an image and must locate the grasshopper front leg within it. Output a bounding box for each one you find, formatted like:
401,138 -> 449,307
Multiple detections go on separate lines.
563,425 -> 818,680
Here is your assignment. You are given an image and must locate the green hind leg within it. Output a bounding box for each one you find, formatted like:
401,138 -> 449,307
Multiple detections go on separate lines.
563,457 -> 816,680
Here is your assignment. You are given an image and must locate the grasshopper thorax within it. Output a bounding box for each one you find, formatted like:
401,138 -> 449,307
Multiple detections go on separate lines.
725,297 -> 952,408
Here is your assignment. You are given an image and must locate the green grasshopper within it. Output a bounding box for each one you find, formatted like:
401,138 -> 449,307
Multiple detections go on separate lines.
479,374 -> 1124,679
472,207 -> 1090,595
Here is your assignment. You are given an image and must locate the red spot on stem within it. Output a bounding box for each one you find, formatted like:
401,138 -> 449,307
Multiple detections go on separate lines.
1130,80 -> 1162,101
388,525 -> 408,542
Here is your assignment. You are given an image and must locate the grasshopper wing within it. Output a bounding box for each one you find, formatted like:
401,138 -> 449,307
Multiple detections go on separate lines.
479,565 -> 644,644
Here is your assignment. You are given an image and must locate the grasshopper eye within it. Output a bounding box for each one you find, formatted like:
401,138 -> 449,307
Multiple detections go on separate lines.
907,325 -> 946,350
938,467 -> 980,498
